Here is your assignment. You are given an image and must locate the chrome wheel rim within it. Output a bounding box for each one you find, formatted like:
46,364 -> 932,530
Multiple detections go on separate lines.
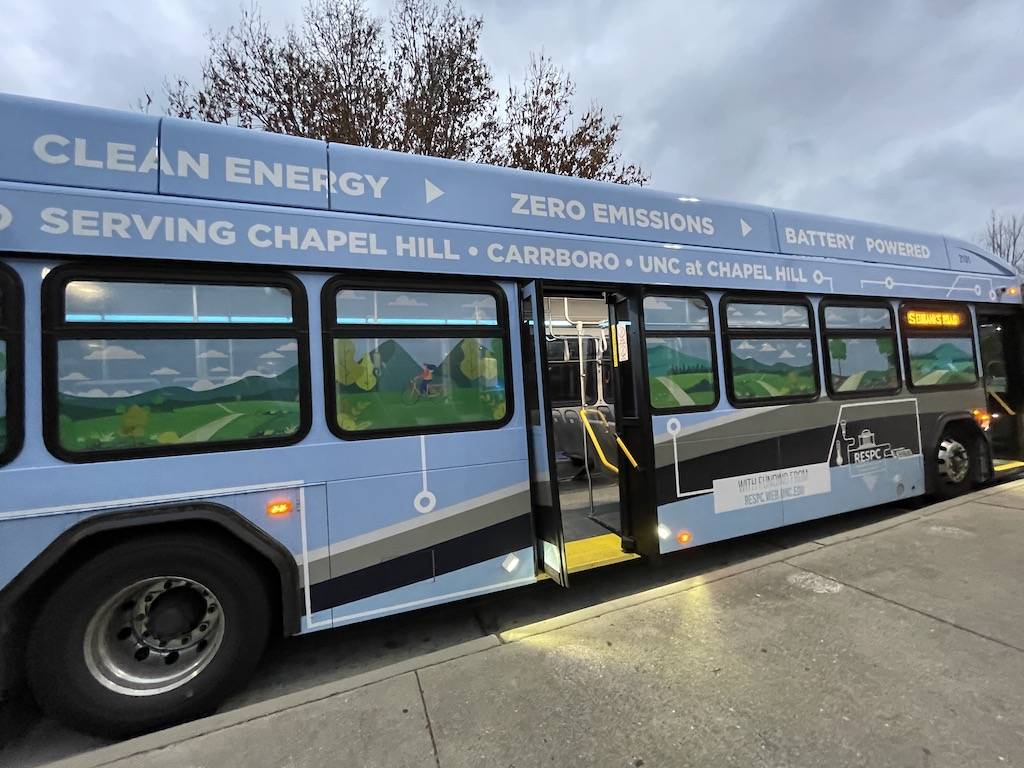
83,577 -> 225,697
938,439 -> 970,485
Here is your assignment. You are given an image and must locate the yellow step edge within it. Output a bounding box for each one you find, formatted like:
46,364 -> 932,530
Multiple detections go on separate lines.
995,460 -> 1024,472
565,533 -> 639,573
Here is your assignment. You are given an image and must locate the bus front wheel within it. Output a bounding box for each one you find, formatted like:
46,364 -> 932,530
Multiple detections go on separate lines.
26,532 -> 271,738
934,428 -> 978,497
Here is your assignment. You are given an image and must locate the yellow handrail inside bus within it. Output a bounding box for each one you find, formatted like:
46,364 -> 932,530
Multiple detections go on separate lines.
579,408 -> 619,474
616,436 -> 639,469
988,389 -> 1017,416
578,409 -> 641,473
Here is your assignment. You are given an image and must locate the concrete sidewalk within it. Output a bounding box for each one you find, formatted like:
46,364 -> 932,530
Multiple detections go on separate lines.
48,482 -> 1024,768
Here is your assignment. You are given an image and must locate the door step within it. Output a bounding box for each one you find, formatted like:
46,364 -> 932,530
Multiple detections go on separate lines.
994,459 -> 1024,472
565,533 -> 639,573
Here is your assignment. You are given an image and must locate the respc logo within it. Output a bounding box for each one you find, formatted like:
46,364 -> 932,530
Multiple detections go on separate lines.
0,204 -> 11,231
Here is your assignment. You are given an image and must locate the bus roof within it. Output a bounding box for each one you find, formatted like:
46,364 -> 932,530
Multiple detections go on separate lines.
0,92 -> 1018,302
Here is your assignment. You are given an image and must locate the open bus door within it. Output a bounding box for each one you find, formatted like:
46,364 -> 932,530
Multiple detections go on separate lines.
978,309 -> 1024,472
608,289 -> 661,559
520,280 -> 570,585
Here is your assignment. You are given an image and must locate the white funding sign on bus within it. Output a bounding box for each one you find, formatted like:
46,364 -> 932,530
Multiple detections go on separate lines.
713,462 -> 831,514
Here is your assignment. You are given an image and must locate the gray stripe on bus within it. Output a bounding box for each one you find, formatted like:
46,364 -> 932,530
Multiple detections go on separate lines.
305,482 -> 531,582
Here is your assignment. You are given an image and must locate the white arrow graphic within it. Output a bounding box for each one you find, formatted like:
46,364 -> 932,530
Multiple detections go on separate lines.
740,218 -> 752,237
425,178 -> 444,204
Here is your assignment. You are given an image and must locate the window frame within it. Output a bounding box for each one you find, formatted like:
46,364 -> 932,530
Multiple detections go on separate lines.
321,276 -> 514,440
0,263 -> 24,467
641,290 -> 719,414
899,301 -> 979,393
720,293 -> 820,407
42,263 -> 312,463
819,298 -> 901,399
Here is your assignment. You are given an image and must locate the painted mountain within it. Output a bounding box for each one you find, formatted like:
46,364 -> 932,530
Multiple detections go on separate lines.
58,366 -> 301,452
909,340 -> 976,385
646,341 -> 714,408
730,350 -> 816,399
645,343 -> 712,376
334,337 -> 506,431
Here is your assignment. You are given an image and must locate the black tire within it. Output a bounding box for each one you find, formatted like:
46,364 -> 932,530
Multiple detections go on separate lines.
26,532 -> 271,738
934,428 -> 978,498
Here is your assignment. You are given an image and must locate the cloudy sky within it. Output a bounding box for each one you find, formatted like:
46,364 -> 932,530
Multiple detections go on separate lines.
2,0 -> 1022,242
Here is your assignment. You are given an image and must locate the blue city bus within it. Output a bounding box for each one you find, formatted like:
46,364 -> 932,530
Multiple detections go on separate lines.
0,94 -> 1021,737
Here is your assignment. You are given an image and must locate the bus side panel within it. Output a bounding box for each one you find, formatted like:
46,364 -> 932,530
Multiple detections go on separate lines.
313,281 -> 539,627
650,397 -> 928,554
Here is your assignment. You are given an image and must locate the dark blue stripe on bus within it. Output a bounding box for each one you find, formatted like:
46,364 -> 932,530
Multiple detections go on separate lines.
308,513 -> 533,613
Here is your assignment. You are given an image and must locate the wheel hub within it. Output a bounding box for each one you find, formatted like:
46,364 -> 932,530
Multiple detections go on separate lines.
85,576 -> 225,696
938,439 -> 970,485
138,583 -> 210,645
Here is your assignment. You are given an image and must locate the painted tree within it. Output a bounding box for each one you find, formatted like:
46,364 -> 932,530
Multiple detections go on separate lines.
152,0 -> 647,182
829,338 -> 847,376
120,404 -> 151,443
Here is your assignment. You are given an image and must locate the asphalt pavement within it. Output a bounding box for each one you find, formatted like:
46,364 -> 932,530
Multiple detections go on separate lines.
3,480 -> 1023,767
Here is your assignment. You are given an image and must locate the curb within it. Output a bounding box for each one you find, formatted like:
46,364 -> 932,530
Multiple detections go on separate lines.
45,635 -> 500,768
41,477 -> 1024,767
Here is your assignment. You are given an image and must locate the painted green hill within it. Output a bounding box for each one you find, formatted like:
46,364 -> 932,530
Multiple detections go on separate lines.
59,365 -> 300,420
646,344 -> 712,376
916,342 -> 974,362
731,355 -> 809,375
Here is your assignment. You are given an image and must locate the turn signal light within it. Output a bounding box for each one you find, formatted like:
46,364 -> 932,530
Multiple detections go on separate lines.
267,498 -> 294,517
972,408 -> 991,431
676,530 -> 693,545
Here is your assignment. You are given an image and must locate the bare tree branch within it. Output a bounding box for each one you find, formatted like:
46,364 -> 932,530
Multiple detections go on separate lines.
982,210 -> 1024,273
153,1 -> 645,183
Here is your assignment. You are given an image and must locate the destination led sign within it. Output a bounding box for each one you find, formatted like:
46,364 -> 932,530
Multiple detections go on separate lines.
905,309 -> 964,328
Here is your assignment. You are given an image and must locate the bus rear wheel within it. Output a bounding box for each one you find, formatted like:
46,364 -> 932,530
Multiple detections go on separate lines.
26,533 -> 271,738
935,429 -> 977,497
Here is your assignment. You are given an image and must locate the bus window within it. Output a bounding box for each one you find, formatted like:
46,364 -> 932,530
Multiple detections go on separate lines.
723,297 -> 818,403
0,266 -> 22,465
47,273 -> 308,459
643,295 -> 716,411
326,283 -> 510,436
821,302 -> 899,396
65,280 -> 294,324
901,303 -> 978,389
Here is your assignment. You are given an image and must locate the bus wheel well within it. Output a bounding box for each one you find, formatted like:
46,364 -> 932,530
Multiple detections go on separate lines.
1,511 -> 300,699
933,417 -> 990,487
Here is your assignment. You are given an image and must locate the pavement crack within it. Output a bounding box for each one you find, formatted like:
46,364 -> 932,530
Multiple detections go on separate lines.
470,606 -> 492,639
786,562 -> 1024,654
415,670 -> 442,768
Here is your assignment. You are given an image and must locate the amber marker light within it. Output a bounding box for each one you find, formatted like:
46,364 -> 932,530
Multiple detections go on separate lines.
676,530 -> 693,545
267,498 -> 294,517
972,409 -> 992,431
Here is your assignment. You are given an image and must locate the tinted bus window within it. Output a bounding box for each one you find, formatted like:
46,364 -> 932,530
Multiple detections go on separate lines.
901,303 -> 977,389
0,267 -> 21,465
327,283 -> 510,436
724,298 -> 817,403
643,294 -> 716,411
821,302 -> 899,396
48,272 -> 308,459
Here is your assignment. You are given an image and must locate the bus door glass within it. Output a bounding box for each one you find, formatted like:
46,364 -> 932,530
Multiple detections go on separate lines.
608,290 -> 660,557
520,281 -> 569,586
